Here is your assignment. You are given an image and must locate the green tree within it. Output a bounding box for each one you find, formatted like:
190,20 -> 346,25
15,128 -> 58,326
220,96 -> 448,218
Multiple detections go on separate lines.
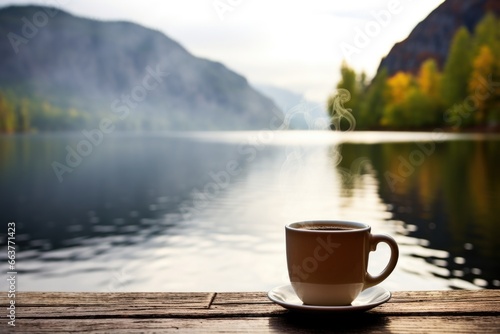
381,71 -> 414,128
473,13 -> 500,58
381,68 -> 440,129
0,92 -> 16,133
442,27 -> 473,108
416,59 -> 442,125
472,13 -> 500,125
417,59 -> 441,100
469,45 -> 495,125
328,61 -> 369,129
328,13 -> 500,131
334,61 -> 359,110
404,87 -> 436,128
358,68 -> 388,129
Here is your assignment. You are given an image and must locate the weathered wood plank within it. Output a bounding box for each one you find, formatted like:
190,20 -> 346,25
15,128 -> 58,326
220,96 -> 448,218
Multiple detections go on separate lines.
1,290 -> 499,334
10,301 -> 285,319
211,292 -> 271,304
4,316 -> 500,333
0,292 -> 214,308
212,290 -> 500,315
376,290 -> 500,314
1,290 -> 498,319
13,305 -> 274,319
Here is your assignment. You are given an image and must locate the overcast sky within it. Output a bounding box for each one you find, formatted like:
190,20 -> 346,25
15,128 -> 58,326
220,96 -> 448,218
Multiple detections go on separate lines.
0,0 -> 445,103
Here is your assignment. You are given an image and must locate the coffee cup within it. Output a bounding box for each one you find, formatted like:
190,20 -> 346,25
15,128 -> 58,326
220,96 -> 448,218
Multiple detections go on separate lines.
286,220 -> 399,306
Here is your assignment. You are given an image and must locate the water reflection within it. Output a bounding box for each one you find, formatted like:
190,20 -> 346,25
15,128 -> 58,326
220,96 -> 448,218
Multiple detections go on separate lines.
337,139 -> 500,289
0,132 -> 498,291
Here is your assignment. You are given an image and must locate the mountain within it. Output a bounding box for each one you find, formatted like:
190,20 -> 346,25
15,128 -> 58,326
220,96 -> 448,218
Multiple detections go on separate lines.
0,5 -> 282,131
377,0 -> 500,76
253,84 -> 330,130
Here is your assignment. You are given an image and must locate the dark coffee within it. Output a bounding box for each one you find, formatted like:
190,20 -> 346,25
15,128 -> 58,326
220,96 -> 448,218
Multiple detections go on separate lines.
301,225 -> 354,231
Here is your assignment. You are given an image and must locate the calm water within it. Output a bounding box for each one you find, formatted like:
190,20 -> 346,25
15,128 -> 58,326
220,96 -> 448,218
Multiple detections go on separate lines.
0,131 -> 499,292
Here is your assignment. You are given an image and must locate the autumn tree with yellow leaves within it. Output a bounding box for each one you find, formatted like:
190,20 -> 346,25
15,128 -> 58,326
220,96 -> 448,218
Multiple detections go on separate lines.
330,12 -> 500,131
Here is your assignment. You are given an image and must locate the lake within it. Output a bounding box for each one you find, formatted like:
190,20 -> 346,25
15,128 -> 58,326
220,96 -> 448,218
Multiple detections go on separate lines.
0,131 -> 499,292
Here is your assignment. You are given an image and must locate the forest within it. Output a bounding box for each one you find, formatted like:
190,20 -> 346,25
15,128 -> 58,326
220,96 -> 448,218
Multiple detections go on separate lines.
0,91 -> 91,133
1,13 -> 499,133
329,13 -> 500,131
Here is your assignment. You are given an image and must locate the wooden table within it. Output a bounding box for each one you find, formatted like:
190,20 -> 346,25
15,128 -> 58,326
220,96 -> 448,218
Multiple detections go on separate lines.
1,290 -> 499,333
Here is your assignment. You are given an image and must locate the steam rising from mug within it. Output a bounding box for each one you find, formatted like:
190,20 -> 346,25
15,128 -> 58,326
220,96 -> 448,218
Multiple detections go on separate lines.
329,88 -> 356,132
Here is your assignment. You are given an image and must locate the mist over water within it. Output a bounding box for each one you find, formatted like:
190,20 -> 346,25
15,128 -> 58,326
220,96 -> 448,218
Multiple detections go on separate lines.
0,131 -> 499,292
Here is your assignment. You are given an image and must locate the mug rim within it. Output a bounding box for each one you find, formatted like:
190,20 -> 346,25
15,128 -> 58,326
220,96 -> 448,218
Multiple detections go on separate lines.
286,220 -> 370,232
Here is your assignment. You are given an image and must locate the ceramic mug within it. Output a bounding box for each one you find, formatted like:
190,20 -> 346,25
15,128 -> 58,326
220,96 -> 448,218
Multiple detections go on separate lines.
286,220 -> 399,306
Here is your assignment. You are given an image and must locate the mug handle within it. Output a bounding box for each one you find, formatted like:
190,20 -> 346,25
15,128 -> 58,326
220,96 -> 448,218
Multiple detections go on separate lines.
364,234 -> 399,290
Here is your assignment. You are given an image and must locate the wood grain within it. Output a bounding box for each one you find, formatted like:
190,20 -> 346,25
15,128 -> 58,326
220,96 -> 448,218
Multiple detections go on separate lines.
0,290 -> 498,333
5,316 -> 500,333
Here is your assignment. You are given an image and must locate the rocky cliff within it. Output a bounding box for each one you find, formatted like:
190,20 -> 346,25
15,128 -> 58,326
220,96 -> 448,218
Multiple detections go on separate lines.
377,0 -> 500,76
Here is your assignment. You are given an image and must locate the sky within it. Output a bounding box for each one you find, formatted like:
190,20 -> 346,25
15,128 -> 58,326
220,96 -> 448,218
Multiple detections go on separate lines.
0,0 -> 445,103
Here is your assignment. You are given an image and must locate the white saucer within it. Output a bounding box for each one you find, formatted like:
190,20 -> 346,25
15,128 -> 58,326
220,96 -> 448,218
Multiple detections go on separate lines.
267,284 -> 391,312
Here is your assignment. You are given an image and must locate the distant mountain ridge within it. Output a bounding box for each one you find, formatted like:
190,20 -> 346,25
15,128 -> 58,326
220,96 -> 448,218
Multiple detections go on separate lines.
0,5 -> 282,131
378,0 -> 500,76
254,84 -> 330,130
